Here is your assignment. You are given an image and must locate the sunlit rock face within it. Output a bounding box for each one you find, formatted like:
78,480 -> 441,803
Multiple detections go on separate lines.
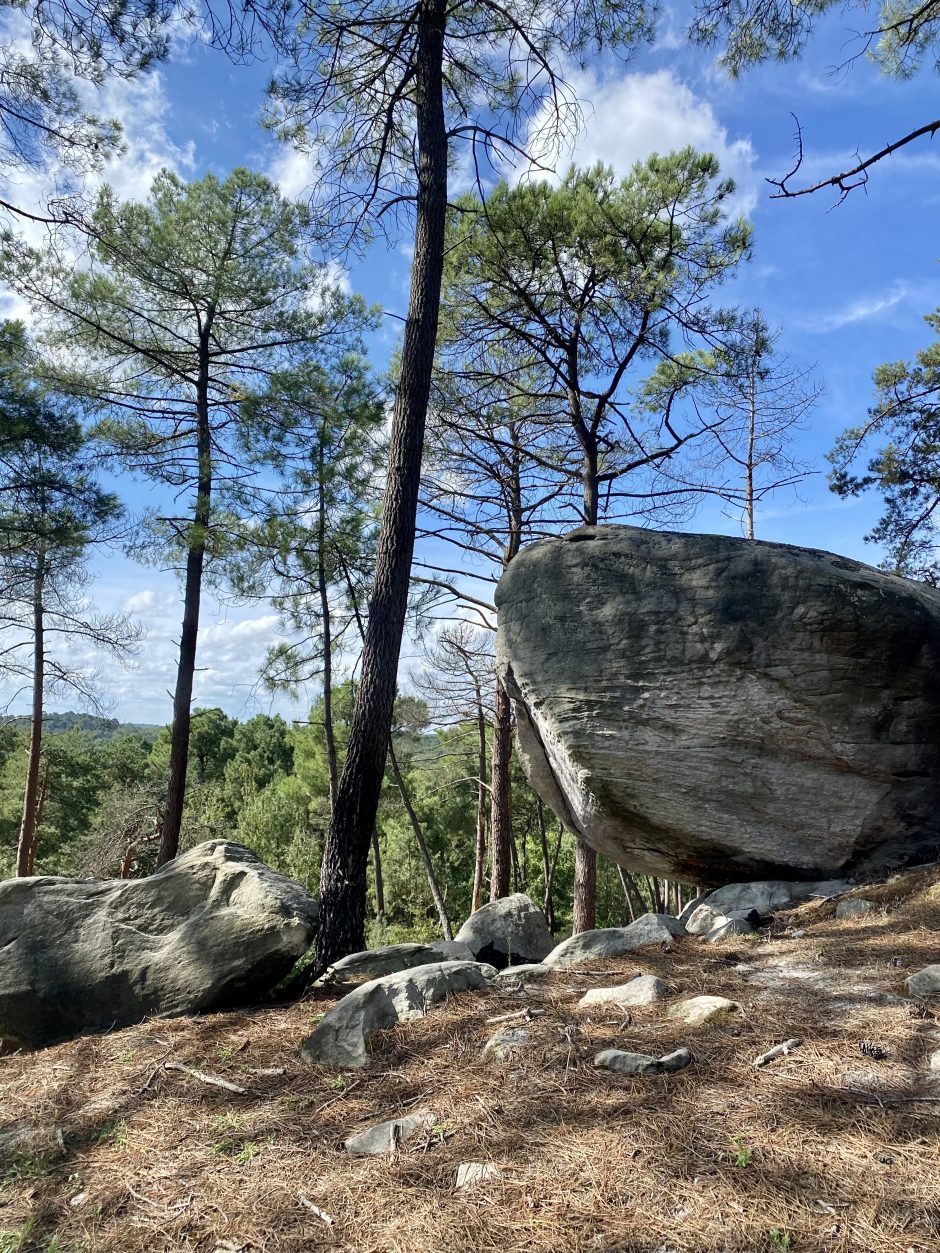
496,525 -> 940,886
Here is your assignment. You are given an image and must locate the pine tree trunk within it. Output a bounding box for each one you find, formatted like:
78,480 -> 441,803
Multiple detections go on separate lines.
371,829 -> 385,919
489,675 -> 513,900
16,549 -> 45,877
315,4 -> 448,969
572,838 -> 597,932
157,313 -> 215,867
388,740 -> 453,940
471,690 -> 487,913
318,445 -> 339,811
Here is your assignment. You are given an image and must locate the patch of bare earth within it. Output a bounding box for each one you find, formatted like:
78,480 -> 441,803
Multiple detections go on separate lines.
2,871 -> 940,1253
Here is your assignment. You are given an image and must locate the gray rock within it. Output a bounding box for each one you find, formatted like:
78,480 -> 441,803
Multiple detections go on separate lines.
834,898 -> 876,920
495,525 -> 940,883
707,918 -> 755,943
677,894 -> 710,926
0,840 -> 318,1050
542,913 -> 686,969
578,975 -> 669,1009
318,941 -> 474,985
455,893 -> 554,968
685,904 -> 729,936
929,1049 -> 940,1072
727,908 -> 763,927
494,962 -> 551,984
482,1026 -> 532,1062
301,960 -> 497,1069
344,1109 -> 436,1156
704,880 -> 851,915
905,965 -> 940,998
456,1162 -> 500,1189
669,995 -> 741,1026
594,1047 -> 692,1075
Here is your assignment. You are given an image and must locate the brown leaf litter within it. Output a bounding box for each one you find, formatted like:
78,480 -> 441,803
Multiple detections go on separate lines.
2,868 -> 940,1253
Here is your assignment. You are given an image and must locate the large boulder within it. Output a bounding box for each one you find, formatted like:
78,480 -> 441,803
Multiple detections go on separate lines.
301,960 -> 497,1068
496,525 -> 940,885
454,893 -> 554,967
0,840 -> 318,1049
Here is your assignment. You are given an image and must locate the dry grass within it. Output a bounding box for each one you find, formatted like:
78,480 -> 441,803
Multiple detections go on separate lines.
2,870 -> 940,1253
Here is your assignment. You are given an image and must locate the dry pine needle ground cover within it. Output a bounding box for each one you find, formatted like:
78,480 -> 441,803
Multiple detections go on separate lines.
2,869 -> 940,1253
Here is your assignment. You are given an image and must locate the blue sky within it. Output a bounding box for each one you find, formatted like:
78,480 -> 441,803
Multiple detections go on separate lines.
1,3 -> 939,724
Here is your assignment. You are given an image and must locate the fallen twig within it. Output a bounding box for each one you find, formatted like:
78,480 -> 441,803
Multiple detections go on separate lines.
754,1038 -> 803,1068
163,1061 -> 249,1095
485,1007 -> 545,1025
298,1194 -> 334,1225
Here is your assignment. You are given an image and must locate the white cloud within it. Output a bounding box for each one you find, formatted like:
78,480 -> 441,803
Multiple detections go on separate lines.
812,281 -> 912,332
266,145 -> 319,202
519,69 -> 759,215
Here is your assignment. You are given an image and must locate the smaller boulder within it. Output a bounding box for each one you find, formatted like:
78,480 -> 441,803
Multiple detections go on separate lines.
301,960 -> 497,1069
677,894 -> 710,926
482,1026 -> 532,1063
905,965 -> 940,998
344,1110 -> 435,1156
685,904 -> 729,936
928,1049 -> 940,1073
704,879 -> 850,916
835,899 -> 876,920
455,894 -> 554,968
594,1047 -> 691,1075
543,914 -> 686,969
707,918 -> 754,943
670,995 -> 741,1026
578,975 -> 669,1010
494,963 -> 551,985
318,941 -> 474,986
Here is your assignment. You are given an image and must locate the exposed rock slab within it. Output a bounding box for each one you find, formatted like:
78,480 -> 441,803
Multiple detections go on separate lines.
905,966 -> 940,998
594,1047 -> 691,1075
670,995 -> 741,1026
454,893 -> 554,968
543,913 -> 685,969
705,880 -> 849,915
496,525 -> 940,884
835,899 -> 876,920
482,1026 -> 532,1063
318,941 -> 474,985
344,1110 -> 436,1156
578,975 -> 669,1009
301,961 -> 497,1069
0,840 -> 318,1050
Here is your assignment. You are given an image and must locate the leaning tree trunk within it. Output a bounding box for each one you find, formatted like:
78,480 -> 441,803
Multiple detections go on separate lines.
471,688 -> 488,913
388,740 -> 453,940
314,0 -> 448,970
157,312 -> 215,867
489,675 -> 513,900
572,833 -> 597,933
16,548 -> 45,877
371,829 -> 386,920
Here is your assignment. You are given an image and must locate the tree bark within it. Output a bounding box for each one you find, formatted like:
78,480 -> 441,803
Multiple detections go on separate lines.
314,0 -> 448,969
471,687 -> 487,913
371,828 -> 385,919
157,308 -> 215,867
318,441 -> 339,810
572,837 -> 597,933
489,675 -> 513,900
16,547 -> 45,877
387,739 -> 453,940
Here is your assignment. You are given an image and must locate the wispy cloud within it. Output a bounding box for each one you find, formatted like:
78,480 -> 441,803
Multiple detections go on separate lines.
811,281 -> 912,332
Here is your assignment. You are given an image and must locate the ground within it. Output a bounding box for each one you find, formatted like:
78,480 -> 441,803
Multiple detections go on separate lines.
2,871 -> 940,1253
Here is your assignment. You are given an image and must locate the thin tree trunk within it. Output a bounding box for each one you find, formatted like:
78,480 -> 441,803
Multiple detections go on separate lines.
471,688 -> 487,913
318,443 -> 339,811
16,548 -> 45,877
157,312 -> 215,867
371,829 -> 385,920
535,798 -> 556,932
489,675 -> 513,900
315,0 -> 448,969
572,838 -> 597,933
617,867 -> 644,922
387,739 -> 453,940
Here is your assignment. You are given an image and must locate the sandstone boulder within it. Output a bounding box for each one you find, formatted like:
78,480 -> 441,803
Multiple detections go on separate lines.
543,913 -> 685,969
594,1047 -> 691,1075
301,961 -> 497,1068
318,940 -> 474,985
0,840 -> 318,1049
578,975 -> 669,1009
454,893 -> 554,968
496,525 -> 940,884
344,1110 -> 436,1156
